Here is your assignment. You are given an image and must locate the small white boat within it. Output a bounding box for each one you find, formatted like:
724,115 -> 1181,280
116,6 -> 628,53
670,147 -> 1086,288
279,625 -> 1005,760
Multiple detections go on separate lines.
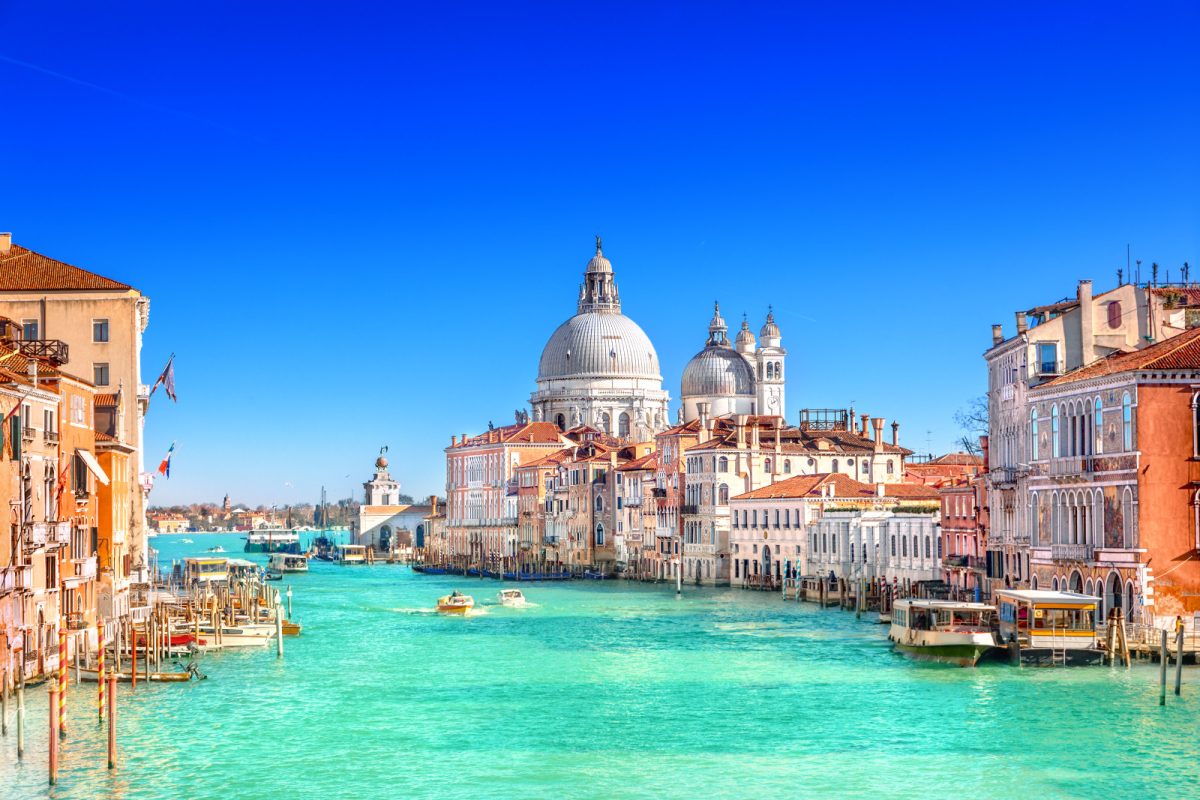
197,625 -> 275,647
889,599 -> 998,666
498,589 -> 528,607
207,545 -> 226,553
180,538 -> 194,544
268,553 -> 309,573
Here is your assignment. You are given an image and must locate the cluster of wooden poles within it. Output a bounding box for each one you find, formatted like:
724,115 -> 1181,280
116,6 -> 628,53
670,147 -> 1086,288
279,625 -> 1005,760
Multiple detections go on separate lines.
1,578 -> 291,786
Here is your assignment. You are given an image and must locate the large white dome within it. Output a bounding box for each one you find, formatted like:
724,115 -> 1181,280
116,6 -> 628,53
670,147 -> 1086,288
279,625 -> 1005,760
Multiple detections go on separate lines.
681,346 -> 755,398
537,312 -> 661,381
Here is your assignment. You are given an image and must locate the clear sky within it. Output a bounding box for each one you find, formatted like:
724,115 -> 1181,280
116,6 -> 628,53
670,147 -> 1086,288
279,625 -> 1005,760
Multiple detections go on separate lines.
1,2 -> 1196,508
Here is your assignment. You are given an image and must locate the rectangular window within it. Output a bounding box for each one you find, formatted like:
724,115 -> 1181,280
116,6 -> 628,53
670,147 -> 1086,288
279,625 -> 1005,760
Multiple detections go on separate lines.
70,395 -> 86,425
93,363 -> 110,386
93,319 -> 110,343
21,320 -> 38,340
1037,342 -> 1058,375
44,409 -> 55,433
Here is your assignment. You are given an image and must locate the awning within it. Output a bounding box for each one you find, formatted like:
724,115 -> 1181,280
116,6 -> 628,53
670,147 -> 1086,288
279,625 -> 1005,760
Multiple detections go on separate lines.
76,448 -> 110,486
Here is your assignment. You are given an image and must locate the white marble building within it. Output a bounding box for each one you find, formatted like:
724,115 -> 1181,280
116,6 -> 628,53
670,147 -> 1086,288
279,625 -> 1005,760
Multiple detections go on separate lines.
356,450 -> 431,553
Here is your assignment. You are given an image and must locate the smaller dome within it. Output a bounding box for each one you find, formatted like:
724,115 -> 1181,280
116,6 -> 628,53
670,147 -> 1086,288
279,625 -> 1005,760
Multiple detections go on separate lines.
681,347 -> 756,398
760,307 -> 780,340
735,316 -> 755,348
585,236 -> 612,274
375,455 -> 389,469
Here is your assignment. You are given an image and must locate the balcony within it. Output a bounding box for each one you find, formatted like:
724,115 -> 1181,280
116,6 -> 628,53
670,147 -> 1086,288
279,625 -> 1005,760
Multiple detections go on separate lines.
66,611 -> 88,631
0,565 -> 32,594
11,338 -> 69,366
44,429 -> 58,444
75,556 -> 98,580
25,521 -> 70,549
651,488 -> 668,498
681,504 -> 699,515
624,498 -> 642,508
1050,543 -> 1092,562
21,426 -> 34,442
989,467 -> 1020,488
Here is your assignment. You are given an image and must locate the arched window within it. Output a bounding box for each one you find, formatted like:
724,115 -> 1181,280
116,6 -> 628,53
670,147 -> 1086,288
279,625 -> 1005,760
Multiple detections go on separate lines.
595,495 -> 603,512
890,536 -> 896,556
718,484 -> 729,505
775,361 -> 782,377
925,537 -> 931,558
766,362 -> 774,380
1030,492 -> 1040,543
862,461 -> 869,474
1122,392 -> 1133,450
1051,405 -> 1060,457
718,456 -> 729,473
599,412 -> 611,434
1095,398 -> 1104,455
1122,487 -> 1135,547
887,460 -> 894,475
832,459 -> 839,473
595,523 -> 605,546
783,459 -> 791,473
850,543 -> 855,562
1031,409 -> 1039,460
555,413 -> 566,431
618,412 -> 631,437
764,458 -> 772,473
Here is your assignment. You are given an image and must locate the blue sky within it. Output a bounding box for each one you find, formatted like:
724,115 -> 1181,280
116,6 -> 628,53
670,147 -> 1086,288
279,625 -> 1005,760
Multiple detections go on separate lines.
1,2 -> 1196,507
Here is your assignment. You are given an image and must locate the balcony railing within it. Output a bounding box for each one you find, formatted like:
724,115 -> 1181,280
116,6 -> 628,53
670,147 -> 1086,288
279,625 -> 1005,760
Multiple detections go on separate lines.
1051,543 -> 1092,562
25,522 -> 71,549
21,426 -> 34,441
651,488 -> 668,498
0,565 -> 32,594
44,429 -> 58,444
624,498 -> 642,508
681,504 -> 699,515
66,612 -> 88,631
74,556 -> 98,580
9,338 -> 69,366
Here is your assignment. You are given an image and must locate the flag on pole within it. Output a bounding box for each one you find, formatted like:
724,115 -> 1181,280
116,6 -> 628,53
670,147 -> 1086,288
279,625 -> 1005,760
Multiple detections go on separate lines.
149,354 -> 176,402
157,442 -> 176,478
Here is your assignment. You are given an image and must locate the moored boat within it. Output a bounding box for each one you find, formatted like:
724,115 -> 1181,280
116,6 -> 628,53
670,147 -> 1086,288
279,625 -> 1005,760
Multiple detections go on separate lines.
243,530 -> 302,554
996,590 -> 1104,666
436,591 -> 474,614
889,599 -> 998,666
79,667 -> 197,683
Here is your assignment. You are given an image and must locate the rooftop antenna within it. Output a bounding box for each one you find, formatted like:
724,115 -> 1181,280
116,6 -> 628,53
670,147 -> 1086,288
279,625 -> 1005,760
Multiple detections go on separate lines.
1126,244 -> 1131,284
1183,262 -> 1191,285
1136,259 -> 1142,285
1152,262 -> 1159,286
1117,268 -> 1123,285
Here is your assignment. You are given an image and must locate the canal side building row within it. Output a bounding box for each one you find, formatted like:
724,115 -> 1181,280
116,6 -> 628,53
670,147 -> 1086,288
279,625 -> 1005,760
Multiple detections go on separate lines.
424,240 -> 943,589
985,276 -> 1200,624
0,234 -> 152,690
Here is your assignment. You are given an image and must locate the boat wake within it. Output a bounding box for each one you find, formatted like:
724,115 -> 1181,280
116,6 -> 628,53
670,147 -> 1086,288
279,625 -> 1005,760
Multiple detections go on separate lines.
392,607 -> 440,615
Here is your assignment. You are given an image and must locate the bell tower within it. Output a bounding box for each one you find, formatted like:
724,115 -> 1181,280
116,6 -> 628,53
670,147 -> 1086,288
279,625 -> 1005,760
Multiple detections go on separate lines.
756,308 -> 786,417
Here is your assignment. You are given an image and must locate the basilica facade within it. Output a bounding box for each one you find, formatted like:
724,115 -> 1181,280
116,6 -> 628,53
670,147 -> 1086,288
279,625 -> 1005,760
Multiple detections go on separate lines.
680,303 -> 786,423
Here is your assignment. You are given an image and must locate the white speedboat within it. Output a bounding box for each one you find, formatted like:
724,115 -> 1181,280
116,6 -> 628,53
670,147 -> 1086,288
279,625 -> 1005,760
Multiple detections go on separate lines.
889,599 -> 998,666
498,589 -> 528,607
207,545 -> 226,553
197,625 -> 276,647
180,538 -> 194,544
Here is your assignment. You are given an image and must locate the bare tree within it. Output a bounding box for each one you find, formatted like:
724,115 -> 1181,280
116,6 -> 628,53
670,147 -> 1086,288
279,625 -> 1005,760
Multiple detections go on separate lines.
953,395 -> 988,455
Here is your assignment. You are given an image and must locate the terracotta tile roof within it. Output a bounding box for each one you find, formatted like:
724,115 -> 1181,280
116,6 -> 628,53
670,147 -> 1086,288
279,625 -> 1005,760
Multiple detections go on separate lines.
657,419 -> 702,436
618,451 -> 659,471
1039,326 -> 1200,387
521,449 -> 575,468
1150,287 -> 1200,307
93,431 -> 117,442
928,452 -> 984,466
0,243 -> 132,291
454,421 -> 563,448
95,392 -> 120,408
732,472 -> 939,502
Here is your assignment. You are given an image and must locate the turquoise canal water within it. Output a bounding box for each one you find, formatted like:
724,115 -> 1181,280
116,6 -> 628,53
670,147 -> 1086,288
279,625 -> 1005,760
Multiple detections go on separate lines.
3,532 -> 1199,800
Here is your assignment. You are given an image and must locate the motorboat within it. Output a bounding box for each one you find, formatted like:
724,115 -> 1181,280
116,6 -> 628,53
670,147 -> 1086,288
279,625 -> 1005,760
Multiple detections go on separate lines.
436,591 -> 475,614
268,553 -> 309,573
207,545 -> 226,553
889,599 -> 998,666
196,625 -> 276,647
243,530 -> 302,554
498,589 -> 528,607
995,590 -> 1104,666
180,538 -> 194,544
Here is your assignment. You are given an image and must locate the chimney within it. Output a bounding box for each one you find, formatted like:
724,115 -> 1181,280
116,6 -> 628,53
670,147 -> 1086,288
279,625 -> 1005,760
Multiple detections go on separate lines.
451,435 -> 458,446
891,421 -> 899,447
735,415 -> 747,448
28,358 -> 37,383
860,414 -> 870,438
462,432 -> 468,447
0,233 -> 10,254
872,418 -> 885,452
848,406 -> 856,433
1015,312 -> 1028,335
991,324 -> 1004,346
1079,279 -> 1094,361
430,495 -> 439,515
750,420 -> 760,451
698,402 -> 709,430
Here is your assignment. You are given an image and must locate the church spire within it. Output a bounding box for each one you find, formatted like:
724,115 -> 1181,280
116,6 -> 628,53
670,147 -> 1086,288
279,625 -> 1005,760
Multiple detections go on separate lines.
706,301 -> 729,347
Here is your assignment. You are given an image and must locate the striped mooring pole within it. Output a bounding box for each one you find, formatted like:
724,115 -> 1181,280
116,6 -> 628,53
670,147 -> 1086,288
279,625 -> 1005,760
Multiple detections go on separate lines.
97,619 -> 106,721
58,619 -> 67,739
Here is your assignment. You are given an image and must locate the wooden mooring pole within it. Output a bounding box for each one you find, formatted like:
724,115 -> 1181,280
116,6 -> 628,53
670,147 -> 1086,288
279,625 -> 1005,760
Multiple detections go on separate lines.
107,673 -> 117,770
1159,629 -> 1168,706
48,684 -> 59,785
1175,628 -> 1184,697
16,676 -> 25,758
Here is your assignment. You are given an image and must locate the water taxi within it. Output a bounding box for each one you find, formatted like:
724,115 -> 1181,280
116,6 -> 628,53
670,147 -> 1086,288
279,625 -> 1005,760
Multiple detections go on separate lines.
336,544 -> 367,565
996,590 -> 1104,666
267,553 -> 309,574
243,530 -> 302,554
498,589 -> 528,607
183,557 -> 229,585
437,591 -> 474,614
889,599 -> 998,666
